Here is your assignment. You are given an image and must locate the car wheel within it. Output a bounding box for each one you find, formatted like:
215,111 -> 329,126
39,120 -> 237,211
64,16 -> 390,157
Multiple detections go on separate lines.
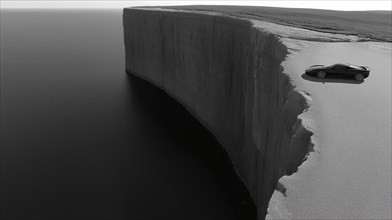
317,71 -> 326,79
355,73 -> 364,81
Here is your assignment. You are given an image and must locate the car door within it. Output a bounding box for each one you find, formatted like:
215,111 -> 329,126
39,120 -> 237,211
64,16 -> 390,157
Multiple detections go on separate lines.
328,65 -> 347,76
345,66 -> 357,77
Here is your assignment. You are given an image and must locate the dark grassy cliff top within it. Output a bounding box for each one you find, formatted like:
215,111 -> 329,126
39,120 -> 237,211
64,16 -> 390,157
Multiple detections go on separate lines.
157,5 -> 391,42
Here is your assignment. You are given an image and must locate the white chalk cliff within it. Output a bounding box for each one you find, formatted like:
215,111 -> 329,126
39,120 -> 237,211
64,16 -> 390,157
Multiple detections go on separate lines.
123,8 -> 318,219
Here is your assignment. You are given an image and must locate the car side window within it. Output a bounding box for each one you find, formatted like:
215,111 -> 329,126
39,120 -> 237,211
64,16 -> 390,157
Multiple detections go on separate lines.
334,65 -> 345,70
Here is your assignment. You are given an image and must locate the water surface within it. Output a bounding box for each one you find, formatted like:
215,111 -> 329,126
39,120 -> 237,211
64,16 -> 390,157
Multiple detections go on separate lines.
0,9 -> 255,220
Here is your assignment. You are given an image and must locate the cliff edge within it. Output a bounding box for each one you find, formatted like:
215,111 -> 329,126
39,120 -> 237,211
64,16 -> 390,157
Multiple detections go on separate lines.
123,8 -> 313,219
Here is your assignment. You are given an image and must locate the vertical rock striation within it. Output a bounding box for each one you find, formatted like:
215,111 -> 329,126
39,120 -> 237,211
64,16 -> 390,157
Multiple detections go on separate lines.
123,8 -> 311,219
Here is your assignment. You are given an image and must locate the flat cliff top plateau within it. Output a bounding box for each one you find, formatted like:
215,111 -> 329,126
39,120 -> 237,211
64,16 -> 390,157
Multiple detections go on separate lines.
158,5 -> 392,42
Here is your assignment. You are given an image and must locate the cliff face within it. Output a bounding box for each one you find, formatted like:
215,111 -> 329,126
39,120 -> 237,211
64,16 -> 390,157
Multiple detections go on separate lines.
123,8 -> 310,219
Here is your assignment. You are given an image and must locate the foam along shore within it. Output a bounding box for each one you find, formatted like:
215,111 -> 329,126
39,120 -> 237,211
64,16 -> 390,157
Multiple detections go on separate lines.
267,41 -> 392,219
123,7 -> 391,219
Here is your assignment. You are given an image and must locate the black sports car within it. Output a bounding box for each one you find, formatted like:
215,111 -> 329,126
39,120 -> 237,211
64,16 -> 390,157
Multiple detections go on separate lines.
305,63 -> 370,81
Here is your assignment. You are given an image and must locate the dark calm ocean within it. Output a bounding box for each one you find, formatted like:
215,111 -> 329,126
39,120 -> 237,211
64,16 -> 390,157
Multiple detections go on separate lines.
0,9 -> 255,220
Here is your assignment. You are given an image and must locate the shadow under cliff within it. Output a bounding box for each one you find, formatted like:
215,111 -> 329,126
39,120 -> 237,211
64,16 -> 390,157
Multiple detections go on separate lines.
126,73 -> 257,220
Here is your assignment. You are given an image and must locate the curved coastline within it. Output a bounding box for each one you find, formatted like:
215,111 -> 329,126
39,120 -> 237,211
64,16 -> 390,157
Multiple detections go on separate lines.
123,8 -> 314,219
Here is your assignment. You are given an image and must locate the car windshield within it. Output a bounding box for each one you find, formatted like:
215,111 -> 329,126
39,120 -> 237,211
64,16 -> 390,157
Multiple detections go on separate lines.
349,65 -> 360,69
324,64 -> 336,68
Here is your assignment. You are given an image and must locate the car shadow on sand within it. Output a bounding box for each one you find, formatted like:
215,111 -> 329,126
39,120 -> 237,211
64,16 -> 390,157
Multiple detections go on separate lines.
301,73 -> 364,84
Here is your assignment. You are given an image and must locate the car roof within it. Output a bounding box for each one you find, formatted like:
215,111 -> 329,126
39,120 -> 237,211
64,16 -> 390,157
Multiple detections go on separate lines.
328,63 -> 362,69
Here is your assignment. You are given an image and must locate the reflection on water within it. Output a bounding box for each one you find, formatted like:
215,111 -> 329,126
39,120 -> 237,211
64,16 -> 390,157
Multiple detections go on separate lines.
0,9 -> 255,220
